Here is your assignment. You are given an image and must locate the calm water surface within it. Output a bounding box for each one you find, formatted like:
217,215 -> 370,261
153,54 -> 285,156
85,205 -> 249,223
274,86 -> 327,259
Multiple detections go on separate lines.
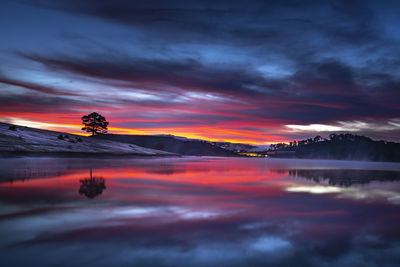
1,157 -> 400,266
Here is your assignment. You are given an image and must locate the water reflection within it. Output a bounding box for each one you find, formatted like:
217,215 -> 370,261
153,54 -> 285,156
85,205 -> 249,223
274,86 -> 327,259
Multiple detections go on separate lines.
0,157 -> 399,266
78,168 -> 106,199
289,169 -> 400,187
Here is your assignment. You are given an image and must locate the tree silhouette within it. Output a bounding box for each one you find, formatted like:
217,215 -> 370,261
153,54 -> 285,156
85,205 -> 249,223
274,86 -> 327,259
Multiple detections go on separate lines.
81,112 -> 109,136
79,168 -> 106,199
267,133 -> 400,162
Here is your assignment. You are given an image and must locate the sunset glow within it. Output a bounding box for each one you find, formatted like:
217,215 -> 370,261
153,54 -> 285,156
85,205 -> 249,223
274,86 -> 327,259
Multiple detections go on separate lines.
2,2 -> 400,266
1,1 -> 400,143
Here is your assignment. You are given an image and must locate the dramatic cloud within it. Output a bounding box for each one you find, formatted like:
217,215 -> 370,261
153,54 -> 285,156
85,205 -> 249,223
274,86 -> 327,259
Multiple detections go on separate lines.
1,0 -> 400,142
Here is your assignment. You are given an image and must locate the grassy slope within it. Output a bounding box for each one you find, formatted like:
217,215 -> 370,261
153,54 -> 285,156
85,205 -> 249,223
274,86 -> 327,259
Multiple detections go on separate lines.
0,122 -> 174,156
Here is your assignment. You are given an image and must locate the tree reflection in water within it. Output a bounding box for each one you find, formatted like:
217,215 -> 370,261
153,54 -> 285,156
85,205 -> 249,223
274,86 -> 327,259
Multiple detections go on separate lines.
79,168 -> 106,198
289,169 -> 400,187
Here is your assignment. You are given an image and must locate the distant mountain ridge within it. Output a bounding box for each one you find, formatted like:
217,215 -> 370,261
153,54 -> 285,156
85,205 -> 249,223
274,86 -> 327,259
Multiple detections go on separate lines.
93,134 -> 238,156
150,135 -> 270,153
213,142 -> 270,153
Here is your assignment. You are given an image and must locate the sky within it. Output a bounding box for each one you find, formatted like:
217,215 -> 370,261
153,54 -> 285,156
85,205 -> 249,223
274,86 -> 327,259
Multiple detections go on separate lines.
0,0 -> 400,144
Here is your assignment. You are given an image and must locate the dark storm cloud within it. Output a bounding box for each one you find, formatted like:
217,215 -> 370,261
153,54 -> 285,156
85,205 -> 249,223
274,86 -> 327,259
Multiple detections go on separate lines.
15,0 -> 400,123
19,53 -> 283,96
19,51 -> 400,123
0,74 -> 82,97
22,0 -> 377,46
0,94 -> 81,112
2,0 -> 400,140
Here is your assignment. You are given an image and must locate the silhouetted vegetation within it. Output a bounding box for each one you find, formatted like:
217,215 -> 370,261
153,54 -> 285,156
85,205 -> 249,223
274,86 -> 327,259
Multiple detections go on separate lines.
81,112 -> 109,136
57,134 -> 81,143
268,133 -> 400,162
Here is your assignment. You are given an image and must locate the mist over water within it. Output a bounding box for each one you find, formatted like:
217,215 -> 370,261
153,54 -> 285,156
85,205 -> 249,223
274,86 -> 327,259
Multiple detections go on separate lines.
0,157 -> 399,266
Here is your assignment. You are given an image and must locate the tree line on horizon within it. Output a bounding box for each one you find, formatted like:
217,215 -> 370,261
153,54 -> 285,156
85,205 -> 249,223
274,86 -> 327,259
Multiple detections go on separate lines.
268,133 -> 400,162
79,112 -> 400,162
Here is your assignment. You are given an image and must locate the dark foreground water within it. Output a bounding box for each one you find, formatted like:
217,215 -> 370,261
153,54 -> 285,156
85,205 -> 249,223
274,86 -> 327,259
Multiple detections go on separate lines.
0,157 -> 400,267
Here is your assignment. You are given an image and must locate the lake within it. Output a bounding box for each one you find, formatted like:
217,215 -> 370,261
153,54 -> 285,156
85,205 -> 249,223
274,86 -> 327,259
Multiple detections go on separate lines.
1,156 -> 400,266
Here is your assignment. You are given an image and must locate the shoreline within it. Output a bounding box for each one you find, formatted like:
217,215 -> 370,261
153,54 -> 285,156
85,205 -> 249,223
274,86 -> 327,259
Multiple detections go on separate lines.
0,151 -> 181,158
2,151 -> 400,164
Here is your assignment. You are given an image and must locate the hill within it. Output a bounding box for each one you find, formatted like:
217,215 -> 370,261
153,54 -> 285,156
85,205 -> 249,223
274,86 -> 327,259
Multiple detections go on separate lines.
0,122 -> 174,156
212,142 -> 269,153
93,134 -> 238,156
268,133 -> 400,162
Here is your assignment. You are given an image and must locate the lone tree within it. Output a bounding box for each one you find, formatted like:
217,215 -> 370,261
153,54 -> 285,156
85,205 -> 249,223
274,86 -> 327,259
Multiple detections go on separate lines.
81,112 -> 109,136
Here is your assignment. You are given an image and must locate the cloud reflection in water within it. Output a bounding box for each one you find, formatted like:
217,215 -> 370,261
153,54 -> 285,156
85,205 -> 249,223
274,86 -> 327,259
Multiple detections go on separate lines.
0,157 -> 399,266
